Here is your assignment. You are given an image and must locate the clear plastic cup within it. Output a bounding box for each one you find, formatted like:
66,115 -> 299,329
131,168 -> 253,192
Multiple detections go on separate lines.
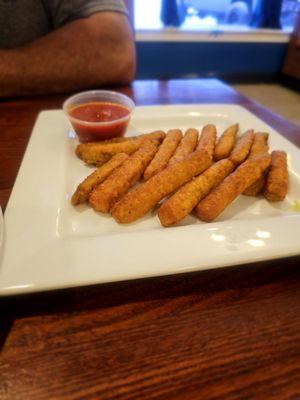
63,90 -> 135,142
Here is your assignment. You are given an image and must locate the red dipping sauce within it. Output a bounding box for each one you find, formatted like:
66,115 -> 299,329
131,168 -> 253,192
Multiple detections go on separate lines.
69,102 -> 131,142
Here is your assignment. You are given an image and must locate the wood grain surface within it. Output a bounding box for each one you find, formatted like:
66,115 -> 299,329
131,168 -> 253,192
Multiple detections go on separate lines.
1,79 -> 300,400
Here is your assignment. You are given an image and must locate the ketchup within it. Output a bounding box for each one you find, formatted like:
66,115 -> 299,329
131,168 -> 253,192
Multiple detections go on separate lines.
69,102 -> 130,142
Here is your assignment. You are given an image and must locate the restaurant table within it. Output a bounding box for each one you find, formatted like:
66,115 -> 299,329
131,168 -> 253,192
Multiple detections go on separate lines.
1,79 -> 300,400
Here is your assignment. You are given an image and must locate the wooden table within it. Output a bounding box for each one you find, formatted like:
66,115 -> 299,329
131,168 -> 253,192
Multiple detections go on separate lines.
1,79 -> 300,400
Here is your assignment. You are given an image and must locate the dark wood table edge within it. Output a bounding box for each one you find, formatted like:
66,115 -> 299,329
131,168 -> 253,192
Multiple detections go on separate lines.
1,253 -> 300,313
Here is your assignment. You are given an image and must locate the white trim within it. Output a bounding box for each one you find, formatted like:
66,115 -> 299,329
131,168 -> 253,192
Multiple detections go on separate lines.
136,29 -> 291,43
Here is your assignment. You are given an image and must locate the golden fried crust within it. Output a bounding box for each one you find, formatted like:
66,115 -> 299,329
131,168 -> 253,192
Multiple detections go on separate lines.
112,149 -> 211,224
77,136 -> 131,148
196,154 -> 271,222
76,131 -> 165,166
196,124 -> 217,160
264,151 -> 288,202
78,153 -> 112,167
76,131 -> 165,152
89,140 -> 159,213
243,132 -> 270,196
158,159 -> 234,227
229,129 -> 255,165
168,128 -> 198,167
214,124 -> 238,161
143,129 -> 183,181
71,153 -> 129,206
243,174 -> 267,196
252,153 -> 272,173
248,132 -> 269,159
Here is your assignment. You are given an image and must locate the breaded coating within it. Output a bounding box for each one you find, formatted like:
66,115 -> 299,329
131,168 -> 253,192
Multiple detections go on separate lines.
196,124 -> 217,160
76,131 -> 165,153
196,153 -> 271,222
243,175 -> 266,197
143,129 -> 183,181
71,153 -> 129,205
77,136 -> 130,147
112,149 -> 211,224
243,132 -> 270,196
251,153 -> 272,172
230,129 -> 255,165
79,152 -> 112,167
214,124 -> 238,161
76,131 -> 165,166
248,132 -> 269,159
168,128 -> 198,166
158,159 -> 234,227
264,151 -> 288,202
89,140 -> 159,213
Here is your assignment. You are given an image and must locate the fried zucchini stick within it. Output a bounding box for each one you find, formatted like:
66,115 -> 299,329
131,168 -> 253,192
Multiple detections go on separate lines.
264,151 -> 288,202
89,140 -> 158,213
214,124 -> 238,161
248,132 -> 269,158
168,128 -> 198,166
112,149 -> 211,224
158,159 -> 234,227
196,124 -> 217,160
143,129 -> 183,181
243,132 -> 270,196
196,154 -> 271,222
71,153 -> 129,206
230,129 -> 255,165
243,175 -> 267,197
76,131 -> 165,166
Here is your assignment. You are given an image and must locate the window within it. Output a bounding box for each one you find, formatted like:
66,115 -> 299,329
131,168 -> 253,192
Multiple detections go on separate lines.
134,0 -> 300,31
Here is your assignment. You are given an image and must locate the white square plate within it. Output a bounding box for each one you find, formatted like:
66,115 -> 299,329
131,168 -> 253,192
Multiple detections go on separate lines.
1,104 -> 300,296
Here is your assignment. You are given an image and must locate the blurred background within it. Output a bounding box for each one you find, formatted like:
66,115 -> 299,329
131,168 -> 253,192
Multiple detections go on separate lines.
128,0 -> 300,125
135,0 -> 299,30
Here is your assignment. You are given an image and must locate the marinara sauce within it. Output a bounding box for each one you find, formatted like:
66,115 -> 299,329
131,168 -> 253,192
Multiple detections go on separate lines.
69,102 -> 131,142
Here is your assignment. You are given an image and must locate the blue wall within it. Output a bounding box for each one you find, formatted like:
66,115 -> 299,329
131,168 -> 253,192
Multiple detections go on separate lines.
136,41 -> 287,79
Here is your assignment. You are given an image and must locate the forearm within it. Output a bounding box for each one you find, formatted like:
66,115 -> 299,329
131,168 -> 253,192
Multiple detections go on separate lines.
0,13 -> 136,97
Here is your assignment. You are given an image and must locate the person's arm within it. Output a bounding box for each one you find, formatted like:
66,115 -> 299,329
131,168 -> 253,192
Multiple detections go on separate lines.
0,12 -> 136,97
